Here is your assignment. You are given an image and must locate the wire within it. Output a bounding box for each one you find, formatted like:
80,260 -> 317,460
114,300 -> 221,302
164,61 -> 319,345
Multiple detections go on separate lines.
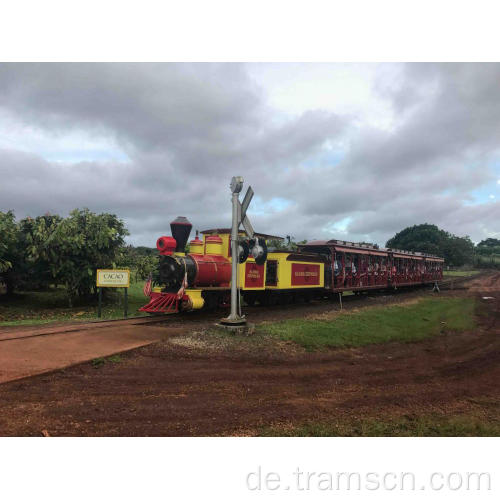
237,249 -> 242,317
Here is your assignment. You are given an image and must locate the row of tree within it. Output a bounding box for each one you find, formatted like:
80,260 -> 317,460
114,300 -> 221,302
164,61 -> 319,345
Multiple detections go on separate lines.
385,223 -> 496,267
1,212 -> 497,305
0,209 -> 129,305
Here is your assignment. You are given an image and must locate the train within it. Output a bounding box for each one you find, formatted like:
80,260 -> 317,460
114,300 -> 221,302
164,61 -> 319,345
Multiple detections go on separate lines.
139,216 -> 444,314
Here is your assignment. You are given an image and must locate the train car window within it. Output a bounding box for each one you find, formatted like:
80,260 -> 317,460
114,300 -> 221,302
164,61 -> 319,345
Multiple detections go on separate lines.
360,255 -> 367,272
333,253 -> 342,275
265,260 -> 278,286
345,254 -> 352,273
352,254 -> 359,274
334,259 -> 341,275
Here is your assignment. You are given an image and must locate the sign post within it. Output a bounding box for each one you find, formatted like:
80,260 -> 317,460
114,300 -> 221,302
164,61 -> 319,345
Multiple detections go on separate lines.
96,269 -> 130,319
219,176 -> 266,330
98,287 -> 103,318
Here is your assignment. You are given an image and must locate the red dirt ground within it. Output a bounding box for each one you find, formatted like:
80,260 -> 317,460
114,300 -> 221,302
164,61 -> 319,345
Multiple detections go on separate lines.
0,273 -> 498,436
0,287 -> 431,383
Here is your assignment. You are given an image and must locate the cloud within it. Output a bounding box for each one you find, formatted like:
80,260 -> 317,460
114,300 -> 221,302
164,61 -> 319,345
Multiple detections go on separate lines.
0,63 -> 499,246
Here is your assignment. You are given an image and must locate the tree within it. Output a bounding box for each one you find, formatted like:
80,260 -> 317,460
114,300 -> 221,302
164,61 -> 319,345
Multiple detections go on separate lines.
135,255 -> 157,281
476,238 -> 500,256
477,238 -> 500,248
267,236 -> 306,251
0,211 -> 20,295
116,245 -> 156,269
441,234 -> 475,267
386,223 -> 474,267
267,238 -> 292,251
55,209 -> 129,305
20,209 -> 128,306
475,238 -> 500,269
18,213 -> 63,290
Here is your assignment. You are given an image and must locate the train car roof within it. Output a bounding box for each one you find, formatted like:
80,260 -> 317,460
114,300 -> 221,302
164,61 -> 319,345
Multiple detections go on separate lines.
299,240 -> 388,255
388,249 -> 444,261
201,228 -> 284,240
300,240 -> 443,260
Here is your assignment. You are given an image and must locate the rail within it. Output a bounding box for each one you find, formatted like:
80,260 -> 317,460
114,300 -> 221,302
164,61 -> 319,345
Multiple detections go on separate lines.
438,272 -> 484,290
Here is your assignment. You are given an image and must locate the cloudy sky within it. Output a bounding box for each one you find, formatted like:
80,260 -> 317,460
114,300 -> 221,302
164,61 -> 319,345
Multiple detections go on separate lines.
0,62 -> 499,247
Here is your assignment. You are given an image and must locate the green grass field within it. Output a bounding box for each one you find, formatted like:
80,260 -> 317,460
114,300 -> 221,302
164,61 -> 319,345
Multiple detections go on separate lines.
257,297 -> 475,350
260,412 -> 500,436
443,270 -> 480,277
0,280 -> 149,326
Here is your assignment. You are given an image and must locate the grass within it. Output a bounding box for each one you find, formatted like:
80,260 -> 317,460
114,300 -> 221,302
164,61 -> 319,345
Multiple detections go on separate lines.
0,280 -> 149,326
260,413 -> 500,437
257,297 -> 475,350
443,270 -> 480,277
91,354 -> 124,368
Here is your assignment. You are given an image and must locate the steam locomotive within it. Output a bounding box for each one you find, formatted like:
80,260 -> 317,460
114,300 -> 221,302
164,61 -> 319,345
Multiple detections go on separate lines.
139,216 -> 444,314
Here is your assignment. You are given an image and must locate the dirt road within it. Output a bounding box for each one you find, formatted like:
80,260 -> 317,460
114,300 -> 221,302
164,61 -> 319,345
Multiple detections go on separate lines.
0,286 -> 428,384
0,318 -> 177,383
0,274 -> 498,436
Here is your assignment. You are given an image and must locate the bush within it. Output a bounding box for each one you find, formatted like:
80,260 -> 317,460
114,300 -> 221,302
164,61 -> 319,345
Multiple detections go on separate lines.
1,208 -> 129,306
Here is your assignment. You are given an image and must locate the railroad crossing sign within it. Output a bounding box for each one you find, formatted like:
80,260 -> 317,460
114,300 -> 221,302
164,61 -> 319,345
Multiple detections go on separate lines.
239,182 -> 255,239
232,178 -> 267,265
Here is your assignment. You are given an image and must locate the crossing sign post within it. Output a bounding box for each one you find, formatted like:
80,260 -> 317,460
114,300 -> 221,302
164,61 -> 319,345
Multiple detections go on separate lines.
219,176 -> 264,328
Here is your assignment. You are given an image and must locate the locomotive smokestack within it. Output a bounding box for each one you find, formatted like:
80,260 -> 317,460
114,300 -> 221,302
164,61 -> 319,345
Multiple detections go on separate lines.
170,216 -> 192,253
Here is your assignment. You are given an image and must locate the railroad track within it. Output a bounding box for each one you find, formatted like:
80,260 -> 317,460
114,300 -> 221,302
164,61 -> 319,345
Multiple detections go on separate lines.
438,272 -> 486,290
0,275 -> 481,344
0,314 -> 171,343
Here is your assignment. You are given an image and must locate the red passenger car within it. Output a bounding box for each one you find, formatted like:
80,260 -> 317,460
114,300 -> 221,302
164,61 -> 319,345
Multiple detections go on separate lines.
298,240 -> 443,292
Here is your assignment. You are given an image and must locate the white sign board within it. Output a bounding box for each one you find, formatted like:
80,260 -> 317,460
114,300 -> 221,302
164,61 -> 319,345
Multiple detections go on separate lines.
96,269 -> 130,288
